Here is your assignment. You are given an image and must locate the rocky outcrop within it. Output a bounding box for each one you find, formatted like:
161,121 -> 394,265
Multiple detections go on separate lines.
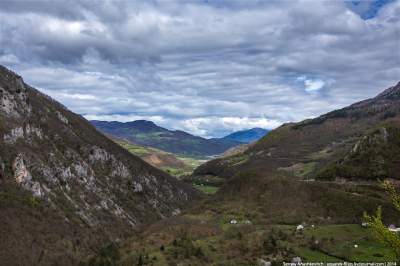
12,154 -> 43,197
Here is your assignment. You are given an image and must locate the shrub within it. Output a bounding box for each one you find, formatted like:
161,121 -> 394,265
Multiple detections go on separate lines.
87,243 -> 120,266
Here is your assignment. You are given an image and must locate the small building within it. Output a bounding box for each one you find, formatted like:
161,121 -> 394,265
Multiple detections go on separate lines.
292,257 -> 302,263
296,224 -> 304,231
388,224 -> 400,232
257,258 -> 271,266
230,219 -> 238,224
361,222 -> 368,227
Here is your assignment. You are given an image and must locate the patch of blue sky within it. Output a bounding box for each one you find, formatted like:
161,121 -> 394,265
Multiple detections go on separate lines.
348,0 -> 395,19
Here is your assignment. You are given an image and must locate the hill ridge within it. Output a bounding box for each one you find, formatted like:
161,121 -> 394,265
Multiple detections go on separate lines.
91,120 -> 242,157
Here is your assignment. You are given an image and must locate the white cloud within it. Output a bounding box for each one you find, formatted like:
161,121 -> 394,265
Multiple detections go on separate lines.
84,114 -> 166,124
304,79 -> 325,93
0,0 -> 399,137
178,117 -> 283,138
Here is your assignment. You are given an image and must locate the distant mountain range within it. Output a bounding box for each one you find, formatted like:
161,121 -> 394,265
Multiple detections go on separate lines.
222,127 -> 269,143
91,120 -> 264,157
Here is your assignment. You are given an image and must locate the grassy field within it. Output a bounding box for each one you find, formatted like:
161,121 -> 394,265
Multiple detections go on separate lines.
274,224 -> 396,262
163,156 -> 206,177
89,219 -> 396,265
85,176 -> 397,265
193,184 -> 219,194
177,156 -> 206,169
118,140 -> 153,156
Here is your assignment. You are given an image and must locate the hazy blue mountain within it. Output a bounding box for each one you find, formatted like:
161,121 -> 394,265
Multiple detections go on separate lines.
222,128 -> 269,143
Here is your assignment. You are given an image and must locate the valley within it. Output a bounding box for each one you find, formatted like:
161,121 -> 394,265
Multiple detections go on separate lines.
111,138 -> 217,194
89,219 -> 395,265
2,0 -> 399,265
86,81 -> 400,265
113,138 -> 205,178
1,68 -> 399,265
95,125 -> 268,195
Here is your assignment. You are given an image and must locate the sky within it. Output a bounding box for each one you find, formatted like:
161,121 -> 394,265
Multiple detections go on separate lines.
0,0 -> 399,138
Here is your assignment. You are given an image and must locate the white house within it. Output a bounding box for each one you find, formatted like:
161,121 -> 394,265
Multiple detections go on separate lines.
292,257 -> 302,263
296,224 -> 304,231
388,224 -> 400,232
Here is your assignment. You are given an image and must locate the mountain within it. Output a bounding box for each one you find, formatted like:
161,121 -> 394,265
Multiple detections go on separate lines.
222,127 -> 269,143
91,120 -> 241,158
195,81 -> 400,182
190,81 -> 400,225
0,65 -> 200,265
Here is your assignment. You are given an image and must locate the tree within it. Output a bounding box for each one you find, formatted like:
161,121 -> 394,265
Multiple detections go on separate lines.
137,254 -> 143,266
263,233 -> 278,253
364,180 -> 400,259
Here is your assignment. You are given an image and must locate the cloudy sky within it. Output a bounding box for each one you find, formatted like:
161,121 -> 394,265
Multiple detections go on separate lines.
0,0 -> 399,138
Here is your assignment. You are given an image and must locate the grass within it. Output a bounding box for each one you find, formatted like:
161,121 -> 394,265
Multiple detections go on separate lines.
162,167 -> 190,177
117,140 -> 155,156
308,224 -> 395,261
193,184 -> 219,194
225,154 -> 249,166
278,162 -> 317,178
108,222 -> 396,265
0,183 -> 42,208
164,156 -> 206,177
295,247 -> 340,262
189,175 -> 226,187
177,156 -> 206,169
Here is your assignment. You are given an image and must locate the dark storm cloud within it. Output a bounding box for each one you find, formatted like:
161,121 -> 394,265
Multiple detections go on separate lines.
0,0 -> 399,137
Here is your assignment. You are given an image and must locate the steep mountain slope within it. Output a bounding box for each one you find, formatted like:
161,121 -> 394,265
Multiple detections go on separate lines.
195,81 -> 400,181
222,127 -> 269,143
188,81 -> 400,229
0,65 -> 200,265
91,120 -> 241,158
220,142 -> 253,157
317,123 -> 400,180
